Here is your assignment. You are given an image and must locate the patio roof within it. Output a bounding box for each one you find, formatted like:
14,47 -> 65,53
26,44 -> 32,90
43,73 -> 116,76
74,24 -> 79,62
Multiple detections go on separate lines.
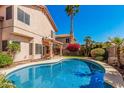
42,37 -> 63,46
52,39 -> 63,45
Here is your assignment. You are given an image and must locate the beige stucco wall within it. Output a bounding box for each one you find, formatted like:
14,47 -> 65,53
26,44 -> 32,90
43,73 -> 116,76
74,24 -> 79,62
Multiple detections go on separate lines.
13,5 -> 56,61
0,6 -> 14,27
108,46 -> 124,65
13,5 -> 55,38
0,5 -> 56,62
0,5 -> 14,40
14,42 -> 30,61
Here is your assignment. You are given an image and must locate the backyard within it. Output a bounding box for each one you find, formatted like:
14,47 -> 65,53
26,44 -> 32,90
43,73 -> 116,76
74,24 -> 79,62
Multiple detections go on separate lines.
0,36 -> 124,88
0,5 -> 124,88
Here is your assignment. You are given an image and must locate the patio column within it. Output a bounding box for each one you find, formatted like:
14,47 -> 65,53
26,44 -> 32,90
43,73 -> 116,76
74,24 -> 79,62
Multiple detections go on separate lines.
50,43 -> 53,58
60,45 -> 63,56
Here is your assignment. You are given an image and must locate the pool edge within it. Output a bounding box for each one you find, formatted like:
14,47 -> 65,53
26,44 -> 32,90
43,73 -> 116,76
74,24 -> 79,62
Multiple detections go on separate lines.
0,57 -> 124,88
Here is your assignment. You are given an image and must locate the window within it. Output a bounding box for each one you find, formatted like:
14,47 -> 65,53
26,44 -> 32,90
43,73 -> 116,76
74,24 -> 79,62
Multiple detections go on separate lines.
18,8 -> 24,22
2,40 -> 8,51
6,6 -> 12,20
29,43 -> 33,55
25,13 -> 30,25
2,41 -> 20,51
17,8 -> 30,25
66,38 -> 70,43
35,44 -> 42,54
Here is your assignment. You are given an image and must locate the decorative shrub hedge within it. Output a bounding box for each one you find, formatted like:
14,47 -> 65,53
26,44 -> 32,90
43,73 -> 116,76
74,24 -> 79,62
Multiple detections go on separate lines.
0,53 -> 13,67
91,48 -> 105,61
91,48 -> 105,57
0,75 -> 15,88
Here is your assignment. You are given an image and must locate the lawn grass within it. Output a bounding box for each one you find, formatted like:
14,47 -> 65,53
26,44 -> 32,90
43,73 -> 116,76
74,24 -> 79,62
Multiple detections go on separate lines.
63,56 -> 84,59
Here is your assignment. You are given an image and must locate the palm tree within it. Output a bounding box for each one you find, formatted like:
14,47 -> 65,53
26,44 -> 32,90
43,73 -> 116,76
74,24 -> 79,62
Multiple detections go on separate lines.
84,36 -> 93,56
65,5 -> 79,43
109,37 -> 124,67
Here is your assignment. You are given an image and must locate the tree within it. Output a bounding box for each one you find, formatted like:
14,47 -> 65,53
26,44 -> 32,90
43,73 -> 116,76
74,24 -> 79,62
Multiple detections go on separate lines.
84,36 -> 93,56
80,45 -> 86,56
65,5 -> 79,43
7,41 -> 20,59
109,37 -> 124,67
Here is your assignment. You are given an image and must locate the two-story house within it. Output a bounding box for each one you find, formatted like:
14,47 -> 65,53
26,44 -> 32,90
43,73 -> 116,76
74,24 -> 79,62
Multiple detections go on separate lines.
0,5 -> 63,62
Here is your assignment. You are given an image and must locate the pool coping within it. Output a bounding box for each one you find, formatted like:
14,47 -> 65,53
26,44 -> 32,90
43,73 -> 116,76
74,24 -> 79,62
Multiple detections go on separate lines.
0,57 -> 124,88
0,58 -> 64,75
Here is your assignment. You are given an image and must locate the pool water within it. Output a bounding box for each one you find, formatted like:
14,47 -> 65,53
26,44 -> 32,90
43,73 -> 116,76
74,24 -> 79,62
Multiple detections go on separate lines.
6,59 -> 113,88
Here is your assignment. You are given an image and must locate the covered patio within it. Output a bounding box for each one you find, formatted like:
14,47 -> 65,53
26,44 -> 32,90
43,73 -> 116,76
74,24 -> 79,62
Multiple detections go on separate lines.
42,37 -> 63,59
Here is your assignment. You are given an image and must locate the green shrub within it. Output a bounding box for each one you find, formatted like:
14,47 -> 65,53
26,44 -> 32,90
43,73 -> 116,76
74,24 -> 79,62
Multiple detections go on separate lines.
0,75 -> 15,88
94,56 -> 104,61
7,41 -> 20,58
91,48 -> 105,58
0,53 -> 13,67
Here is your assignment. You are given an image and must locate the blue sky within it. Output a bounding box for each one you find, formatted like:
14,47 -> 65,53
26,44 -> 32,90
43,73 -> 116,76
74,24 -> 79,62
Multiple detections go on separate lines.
47,5 -> 124,44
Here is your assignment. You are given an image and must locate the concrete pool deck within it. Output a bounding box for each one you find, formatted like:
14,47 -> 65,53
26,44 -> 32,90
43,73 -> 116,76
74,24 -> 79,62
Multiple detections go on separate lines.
0,57 -> 124,88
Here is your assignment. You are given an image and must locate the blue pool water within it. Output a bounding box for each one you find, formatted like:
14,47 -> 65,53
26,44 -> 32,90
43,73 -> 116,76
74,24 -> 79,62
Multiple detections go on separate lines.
6,59 -> 113,88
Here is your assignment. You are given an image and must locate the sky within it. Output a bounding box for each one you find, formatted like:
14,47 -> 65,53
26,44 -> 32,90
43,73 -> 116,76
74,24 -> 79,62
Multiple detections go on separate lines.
47,5 -> 124,44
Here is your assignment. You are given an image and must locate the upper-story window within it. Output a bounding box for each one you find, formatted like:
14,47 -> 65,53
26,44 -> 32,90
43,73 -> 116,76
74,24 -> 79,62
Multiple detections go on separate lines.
17,8 -> 30,25
66,38 -> 70,43
18,8 -> 24,22
25,13 -> 30,25
6,6 -> 12,20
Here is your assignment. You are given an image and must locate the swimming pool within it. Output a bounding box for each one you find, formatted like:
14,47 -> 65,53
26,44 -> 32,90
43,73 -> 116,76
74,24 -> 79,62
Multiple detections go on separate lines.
6,59 -> 113,88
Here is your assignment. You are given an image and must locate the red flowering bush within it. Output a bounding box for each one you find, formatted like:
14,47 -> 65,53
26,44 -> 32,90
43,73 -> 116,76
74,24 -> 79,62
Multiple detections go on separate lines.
67,43 -> 80,52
